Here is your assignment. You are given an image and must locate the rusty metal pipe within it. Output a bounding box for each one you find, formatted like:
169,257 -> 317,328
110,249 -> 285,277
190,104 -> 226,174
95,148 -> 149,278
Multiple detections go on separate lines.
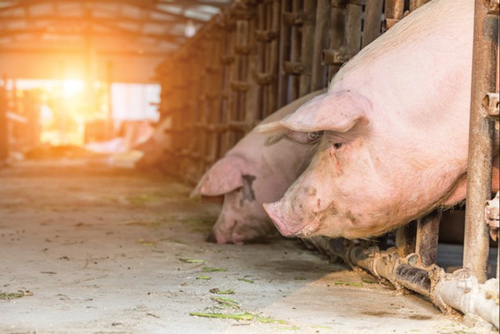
463,0 -> 498,283
416,210 -> 441,267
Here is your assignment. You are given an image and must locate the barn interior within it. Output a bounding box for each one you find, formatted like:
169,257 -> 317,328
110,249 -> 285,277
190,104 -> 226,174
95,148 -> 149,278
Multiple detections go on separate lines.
0,0 -> 499,333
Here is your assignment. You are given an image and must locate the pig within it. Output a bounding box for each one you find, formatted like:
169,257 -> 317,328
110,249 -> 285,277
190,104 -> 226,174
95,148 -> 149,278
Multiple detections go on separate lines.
135,117 -> 173,169
257,0 -> 500,240
191,90 -> 324,244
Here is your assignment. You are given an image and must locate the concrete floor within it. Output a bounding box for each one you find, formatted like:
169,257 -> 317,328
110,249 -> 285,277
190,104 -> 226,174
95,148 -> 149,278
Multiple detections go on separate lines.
0,161 -> 488,333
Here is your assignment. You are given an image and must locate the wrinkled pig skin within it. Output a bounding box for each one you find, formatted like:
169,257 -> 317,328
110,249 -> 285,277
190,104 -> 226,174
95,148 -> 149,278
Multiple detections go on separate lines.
258,0 -> 500,240
191,90 -> 324,245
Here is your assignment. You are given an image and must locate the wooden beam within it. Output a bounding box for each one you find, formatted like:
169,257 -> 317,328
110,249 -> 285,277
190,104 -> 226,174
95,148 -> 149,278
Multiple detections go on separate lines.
0,48 -> 172,57
0,26 -> 186,44
0,0 -> 209,23
0,15 -> 184,27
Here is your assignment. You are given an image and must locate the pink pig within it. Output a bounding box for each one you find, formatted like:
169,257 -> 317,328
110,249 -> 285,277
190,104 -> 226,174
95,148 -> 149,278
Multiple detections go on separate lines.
258,0 -> 499,239
191,91 -> 324,244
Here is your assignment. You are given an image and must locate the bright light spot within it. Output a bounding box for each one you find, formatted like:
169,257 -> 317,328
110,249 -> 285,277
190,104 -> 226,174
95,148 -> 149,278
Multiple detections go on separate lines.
62,80 -> 84,98
185,20 -> 196,38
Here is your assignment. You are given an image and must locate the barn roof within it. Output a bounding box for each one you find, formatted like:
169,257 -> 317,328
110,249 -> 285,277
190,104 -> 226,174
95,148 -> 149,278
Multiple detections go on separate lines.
0,0 -> 229,57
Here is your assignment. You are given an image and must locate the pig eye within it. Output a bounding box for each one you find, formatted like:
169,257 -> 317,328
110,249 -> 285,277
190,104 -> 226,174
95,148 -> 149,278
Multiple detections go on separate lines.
334,143 -> 343,149
307,131 -> 323,142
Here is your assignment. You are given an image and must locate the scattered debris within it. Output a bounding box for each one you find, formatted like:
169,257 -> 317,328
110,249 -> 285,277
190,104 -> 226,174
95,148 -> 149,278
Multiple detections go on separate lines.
333,281 -> 363,287
137,238 -> 156,246
0,290 -> 33,300
209,288 -> 235,295
179,258 -> 205,264
196,276 -> 211,280
211,296 -> 242,309
237,278 -> 255,284
279,326 -> 300,330
189,312 -> 287,324
361,278 -> 379,284
202,267 -> 228,273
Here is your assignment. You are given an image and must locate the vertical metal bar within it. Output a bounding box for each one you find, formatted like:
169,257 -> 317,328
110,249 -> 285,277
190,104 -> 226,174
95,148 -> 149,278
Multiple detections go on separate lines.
344,0 -> 363,58
311,0 -> 329,91
415,210 -> 441,267
268,0 -> 280,114
326,1 -> 345,80
278,0 -> 291,108
244,7 -> 258,133
396,221 -> 417,257
290,0 -> 301,100
299,0 -> 316,96
463,0 -> 498,283
362,0 -> 383,48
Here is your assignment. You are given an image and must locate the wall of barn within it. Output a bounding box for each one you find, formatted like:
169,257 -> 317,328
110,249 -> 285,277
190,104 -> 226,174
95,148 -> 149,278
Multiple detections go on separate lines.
154,0 -> 426,184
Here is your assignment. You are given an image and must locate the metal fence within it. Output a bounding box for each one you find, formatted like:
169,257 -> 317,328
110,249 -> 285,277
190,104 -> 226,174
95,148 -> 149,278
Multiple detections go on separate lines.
154,0 -> 499,328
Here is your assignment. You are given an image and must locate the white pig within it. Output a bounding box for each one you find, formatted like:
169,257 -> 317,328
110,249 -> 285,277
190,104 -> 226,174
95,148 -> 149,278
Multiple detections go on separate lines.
258,0 -> 499,239
191,91 -> 324,244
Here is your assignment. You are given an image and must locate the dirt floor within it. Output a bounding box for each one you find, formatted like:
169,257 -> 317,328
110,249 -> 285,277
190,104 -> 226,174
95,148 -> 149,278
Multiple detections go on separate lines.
0,161 -> 493,333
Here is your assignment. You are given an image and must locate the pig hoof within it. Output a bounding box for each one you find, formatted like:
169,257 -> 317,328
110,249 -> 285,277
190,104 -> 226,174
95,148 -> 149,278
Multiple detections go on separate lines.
206,231 -> 217,243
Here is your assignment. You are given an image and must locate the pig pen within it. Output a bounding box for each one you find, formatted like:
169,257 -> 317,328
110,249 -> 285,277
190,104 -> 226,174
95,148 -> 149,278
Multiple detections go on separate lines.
0,160 -> 493,333
143,0 -> 500,330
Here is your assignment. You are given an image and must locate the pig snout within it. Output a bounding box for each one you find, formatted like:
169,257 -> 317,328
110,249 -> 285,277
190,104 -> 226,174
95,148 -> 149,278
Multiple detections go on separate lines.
263,201 -> 320,238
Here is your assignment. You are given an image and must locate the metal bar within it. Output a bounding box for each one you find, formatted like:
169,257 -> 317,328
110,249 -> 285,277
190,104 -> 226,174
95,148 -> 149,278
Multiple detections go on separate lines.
396,221 -> 417,257
463,0 -> 498,284
361,0 -> 383,48
415,210 -> 441,267
311,0 -> 329,90
277,0 -> 292,107
299,0 -> 316,96
325,1 -> 345,81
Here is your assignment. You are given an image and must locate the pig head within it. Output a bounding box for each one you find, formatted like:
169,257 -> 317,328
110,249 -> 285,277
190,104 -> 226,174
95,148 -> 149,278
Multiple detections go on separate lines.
190,155 -> 275,245
257,0 -> 499,240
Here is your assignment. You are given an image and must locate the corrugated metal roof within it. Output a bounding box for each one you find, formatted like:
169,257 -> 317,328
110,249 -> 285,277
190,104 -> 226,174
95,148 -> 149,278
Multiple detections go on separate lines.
0,0 -> 230,56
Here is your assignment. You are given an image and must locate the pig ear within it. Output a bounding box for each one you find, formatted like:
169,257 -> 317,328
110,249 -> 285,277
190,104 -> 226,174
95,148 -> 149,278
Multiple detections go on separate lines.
256,91 -> 370,137
190,155 -> 249,198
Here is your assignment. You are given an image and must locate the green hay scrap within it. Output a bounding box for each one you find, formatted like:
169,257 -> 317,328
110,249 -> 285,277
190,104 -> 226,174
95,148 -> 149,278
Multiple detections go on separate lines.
211,296 -> 241,309
333,281 -> 363,287
189,312 -> 254,321
0,290 -> 32,300
279,326 -> 300,331
196,276 -> 211,280
216,289 -> 235,295
189,312 -> 288,324
179,258 -> 206,264
129,194 -> 161,205
202,267 -> 228,272
237,278 -> 254,283
361,278 -> 379,284
137,238 -> 156,246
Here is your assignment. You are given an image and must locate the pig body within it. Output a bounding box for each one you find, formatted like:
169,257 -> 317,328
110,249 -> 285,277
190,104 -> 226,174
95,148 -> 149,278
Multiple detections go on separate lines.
259,0 -> 499,239
191,91 -> 324,244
